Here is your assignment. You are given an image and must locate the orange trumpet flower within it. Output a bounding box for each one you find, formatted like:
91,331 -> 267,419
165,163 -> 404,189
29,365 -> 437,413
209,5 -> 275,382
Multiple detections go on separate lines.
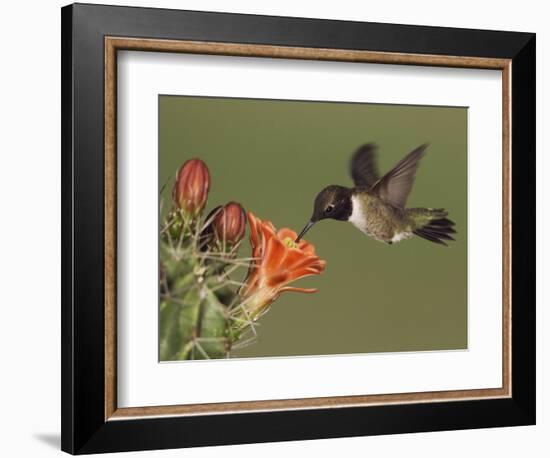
238,212 -> 326,321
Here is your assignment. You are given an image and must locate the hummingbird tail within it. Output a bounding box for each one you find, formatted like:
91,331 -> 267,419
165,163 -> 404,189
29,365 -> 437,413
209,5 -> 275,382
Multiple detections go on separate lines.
409,208 -> 456,246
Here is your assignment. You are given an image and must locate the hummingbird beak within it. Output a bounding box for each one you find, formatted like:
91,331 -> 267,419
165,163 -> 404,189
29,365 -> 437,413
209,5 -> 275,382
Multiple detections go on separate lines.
295,221 -> 315,243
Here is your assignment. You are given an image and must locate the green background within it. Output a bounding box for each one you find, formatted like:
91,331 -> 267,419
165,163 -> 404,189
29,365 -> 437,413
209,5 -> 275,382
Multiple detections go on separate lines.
159,95 -> 468,358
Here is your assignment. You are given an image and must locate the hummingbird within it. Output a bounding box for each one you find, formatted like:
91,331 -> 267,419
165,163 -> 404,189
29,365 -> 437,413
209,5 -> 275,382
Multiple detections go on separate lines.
296,143 -> 456,246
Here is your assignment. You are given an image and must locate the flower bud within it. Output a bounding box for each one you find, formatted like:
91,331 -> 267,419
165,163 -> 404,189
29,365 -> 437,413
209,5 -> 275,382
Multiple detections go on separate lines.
173,159 -> 210,217
212,202 -> 247,245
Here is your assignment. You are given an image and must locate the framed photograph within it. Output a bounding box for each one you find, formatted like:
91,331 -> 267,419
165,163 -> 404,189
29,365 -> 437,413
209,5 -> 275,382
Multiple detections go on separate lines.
61,3 -> 536,454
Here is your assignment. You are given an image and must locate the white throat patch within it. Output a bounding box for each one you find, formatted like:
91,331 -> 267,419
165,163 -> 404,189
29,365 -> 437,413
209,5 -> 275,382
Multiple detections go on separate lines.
348,195 -> 369,233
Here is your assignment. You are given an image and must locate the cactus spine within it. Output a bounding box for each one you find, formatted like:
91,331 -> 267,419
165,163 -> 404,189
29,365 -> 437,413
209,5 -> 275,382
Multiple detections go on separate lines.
159,208 -> 254,360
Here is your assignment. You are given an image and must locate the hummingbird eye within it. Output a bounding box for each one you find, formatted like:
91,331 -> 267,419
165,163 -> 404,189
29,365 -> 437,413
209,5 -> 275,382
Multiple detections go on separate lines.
325,204 -> 334,213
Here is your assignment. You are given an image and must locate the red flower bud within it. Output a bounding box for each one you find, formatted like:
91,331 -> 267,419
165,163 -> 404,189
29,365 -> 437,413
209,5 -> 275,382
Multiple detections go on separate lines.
212,202 -> 247,245
173,159 -> 210,217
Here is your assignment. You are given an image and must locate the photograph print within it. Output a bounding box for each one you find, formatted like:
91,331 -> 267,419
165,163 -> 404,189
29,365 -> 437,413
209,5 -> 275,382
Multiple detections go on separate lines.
159,95 -> 467,361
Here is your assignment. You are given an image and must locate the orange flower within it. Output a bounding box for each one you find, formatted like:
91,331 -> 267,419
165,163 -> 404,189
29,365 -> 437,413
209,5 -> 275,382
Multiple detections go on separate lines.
238,212 -> 326,321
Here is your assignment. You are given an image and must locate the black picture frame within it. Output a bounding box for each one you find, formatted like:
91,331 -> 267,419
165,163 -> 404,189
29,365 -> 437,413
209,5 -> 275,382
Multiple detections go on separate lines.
61,3 -> 535,454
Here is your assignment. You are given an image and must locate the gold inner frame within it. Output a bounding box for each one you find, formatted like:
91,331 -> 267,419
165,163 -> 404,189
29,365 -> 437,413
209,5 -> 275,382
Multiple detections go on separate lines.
104,37 -> 512,421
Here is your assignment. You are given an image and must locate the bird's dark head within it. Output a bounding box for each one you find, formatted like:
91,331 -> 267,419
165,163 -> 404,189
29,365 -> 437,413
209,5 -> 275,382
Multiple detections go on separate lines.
296,185 -> 352,242
312,185 -> 353,222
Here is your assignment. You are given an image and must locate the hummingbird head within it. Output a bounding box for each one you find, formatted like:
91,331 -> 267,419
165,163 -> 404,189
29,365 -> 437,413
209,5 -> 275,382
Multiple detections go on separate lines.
296,185 -> 353,242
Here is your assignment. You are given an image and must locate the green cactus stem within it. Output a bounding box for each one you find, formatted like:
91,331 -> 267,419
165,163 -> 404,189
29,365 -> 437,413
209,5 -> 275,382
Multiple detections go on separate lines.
159,209 -> 255,360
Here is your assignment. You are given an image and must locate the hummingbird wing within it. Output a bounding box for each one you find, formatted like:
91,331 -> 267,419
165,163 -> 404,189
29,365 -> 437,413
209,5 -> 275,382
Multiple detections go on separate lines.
349,143 -> 380,188
371,144 -> 428,209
